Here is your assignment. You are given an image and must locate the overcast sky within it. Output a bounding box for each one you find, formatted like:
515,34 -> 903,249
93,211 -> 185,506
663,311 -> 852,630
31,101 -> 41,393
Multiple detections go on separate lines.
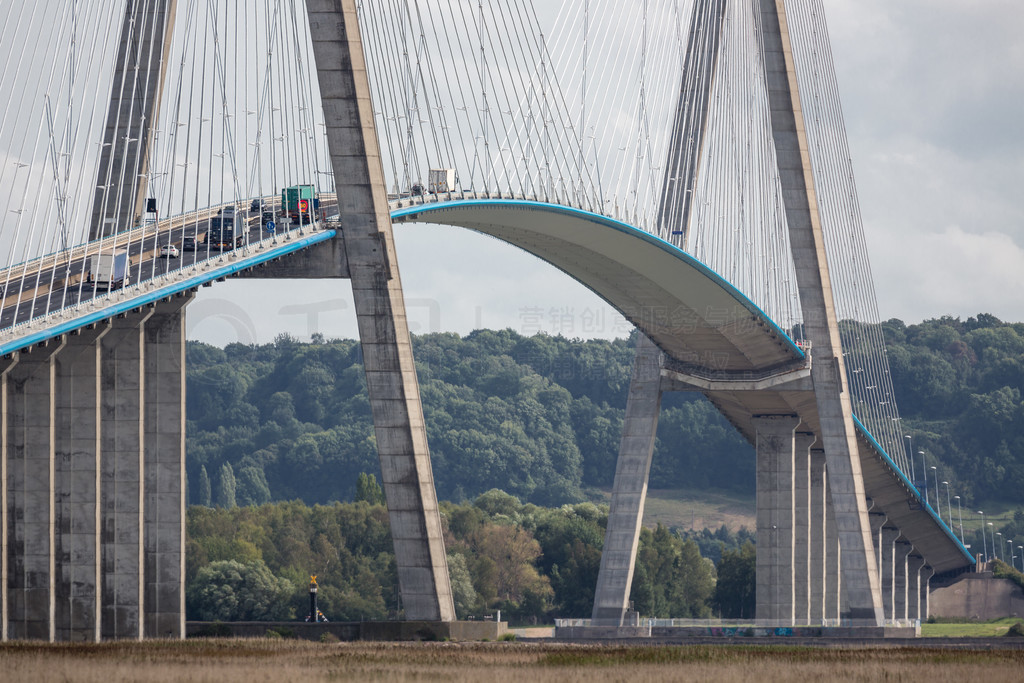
187,0 -> 1024,346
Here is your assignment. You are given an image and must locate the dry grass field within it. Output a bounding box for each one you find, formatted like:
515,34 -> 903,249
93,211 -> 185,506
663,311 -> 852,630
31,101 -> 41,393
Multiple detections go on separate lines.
1,640 -> 1023,683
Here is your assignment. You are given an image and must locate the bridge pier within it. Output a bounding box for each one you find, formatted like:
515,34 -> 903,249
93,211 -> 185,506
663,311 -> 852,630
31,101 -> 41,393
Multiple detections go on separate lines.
754,415 -> 799,624
1,297 -> 191,641
591,334 -> 662,626
893,540 -> 912,621
809,447 -> 826,622
907,554 -> 926,621
880,526 -> 900,620
794,432 -> 814,624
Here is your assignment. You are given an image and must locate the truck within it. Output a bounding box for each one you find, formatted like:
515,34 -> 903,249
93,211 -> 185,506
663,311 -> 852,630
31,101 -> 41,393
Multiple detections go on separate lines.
428,168 -> 457,193
281,185 -> 320,225
87,250 -> 130,289
208,216 -> 244,250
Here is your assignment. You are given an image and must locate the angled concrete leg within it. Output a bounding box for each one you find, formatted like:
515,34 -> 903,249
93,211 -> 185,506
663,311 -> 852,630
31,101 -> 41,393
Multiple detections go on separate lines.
809,447 -> 826,622
55,323 -> 111,642
144,296 -> 191,638
307,0 -> 453,621
7,338 -> 66,640
101,310 -> 153,639
793,433 -> 814,625
893,540 -> 912,621
880,527 -> 899,620
591,334 -> 662,626
755,415 -> 799,625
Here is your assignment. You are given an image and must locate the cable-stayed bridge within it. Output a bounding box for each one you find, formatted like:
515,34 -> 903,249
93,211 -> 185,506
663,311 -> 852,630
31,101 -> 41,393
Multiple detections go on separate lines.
0,0 -> 972,640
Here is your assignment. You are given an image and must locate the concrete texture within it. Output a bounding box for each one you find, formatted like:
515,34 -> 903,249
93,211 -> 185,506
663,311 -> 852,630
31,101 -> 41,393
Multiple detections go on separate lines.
143,296 -> 191,638
757,0 -> 882,624
55,323 -> 111,642
101,310 -> 153,639
907,554 -> 925,621
89,0 -> 177,240
6,338 -> 66,641
306,0 -> 454,621
754,415 -> 798,624
793,432 -> 813,624
592,334 -> 662,625
880,527 -> 899,619
1,353 -> 18,640
809,448 -> 826,621
892,540 -> 912,620
931,573 -> 1024,621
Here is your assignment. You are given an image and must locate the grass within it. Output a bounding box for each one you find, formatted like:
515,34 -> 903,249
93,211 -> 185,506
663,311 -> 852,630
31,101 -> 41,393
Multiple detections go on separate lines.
921,617 -> 1024,638
599,486 -> 756,532
2,640 -> 1023,682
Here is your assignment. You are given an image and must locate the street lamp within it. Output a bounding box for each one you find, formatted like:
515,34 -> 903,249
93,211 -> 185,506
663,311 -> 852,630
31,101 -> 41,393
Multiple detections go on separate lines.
942,481 -> 952,529
979,511 -> 988,561
954,495 -> 964,543
988,522 -> 996,563
1009,539 -> 1014,565
919,451 -> 928,506
905,435 -> 916,482
1018,546 -> 1023,572
997,532 -> 1004,562
930,466 -> 940,511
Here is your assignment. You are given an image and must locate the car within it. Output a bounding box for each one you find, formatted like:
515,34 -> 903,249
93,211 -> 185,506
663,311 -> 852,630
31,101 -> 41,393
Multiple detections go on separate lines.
261,211 -> 275,225
160,244 -> 180,258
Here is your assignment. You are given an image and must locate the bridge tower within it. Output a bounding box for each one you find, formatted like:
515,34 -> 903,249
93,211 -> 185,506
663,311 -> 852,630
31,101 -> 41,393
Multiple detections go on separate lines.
592,0 -> 884,627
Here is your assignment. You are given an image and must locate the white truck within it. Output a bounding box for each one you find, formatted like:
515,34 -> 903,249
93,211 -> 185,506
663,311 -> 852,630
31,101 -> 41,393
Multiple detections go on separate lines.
87,250 -> 130,290
428,168 -> 457,193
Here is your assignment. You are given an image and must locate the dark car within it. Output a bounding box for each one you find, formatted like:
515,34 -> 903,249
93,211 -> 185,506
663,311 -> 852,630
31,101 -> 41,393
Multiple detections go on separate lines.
182,236 -> 197,251
261,211 -> 275,225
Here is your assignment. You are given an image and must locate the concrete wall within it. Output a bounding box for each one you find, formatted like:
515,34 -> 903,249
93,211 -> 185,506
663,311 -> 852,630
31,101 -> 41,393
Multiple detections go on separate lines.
931,574 -> 1024,621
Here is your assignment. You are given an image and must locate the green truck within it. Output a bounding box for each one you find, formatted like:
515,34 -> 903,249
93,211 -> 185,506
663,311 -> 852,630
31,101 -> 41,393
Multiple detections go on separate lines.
281,185 -> 320,225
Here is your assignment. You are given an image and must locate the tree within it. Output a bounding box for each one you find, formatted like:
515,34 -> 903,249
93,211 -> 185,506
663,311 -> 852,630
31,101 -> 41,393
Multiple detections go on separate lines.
714,542 -> 756,618
355,472 -> 386,506
187,559 -> 294,621
447,552 -> 478,618
197,465 -> 212,507
217,462 -> 237,508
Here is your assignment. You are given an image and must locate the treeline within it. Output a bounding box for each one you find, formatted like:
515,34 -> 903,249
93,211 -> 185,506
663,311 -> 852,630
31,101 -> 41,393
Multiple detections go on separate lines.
187,314 -> 1024,513
186,490 -> 755,623
185,328 -> 750,510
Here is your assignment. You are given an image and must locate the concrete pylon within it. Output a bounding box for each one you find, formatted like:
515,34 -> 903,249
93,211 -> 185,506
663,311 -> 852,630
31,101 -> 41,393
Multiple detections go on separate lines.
809,447 -> 826,622
89,0 -> 178,240
305,0 -> 454,621
880,527 -> 900,620
793,432 -> 814,625
756,0 -> 883,624
591,334 -> 662,625
754,415 -> 799,624
143,296 -> 192,638
906,554 -> 926,622
893,540 -> 912,621
55,322 -> 112,642
824,464 -> 842,621
0,353 -> 17,641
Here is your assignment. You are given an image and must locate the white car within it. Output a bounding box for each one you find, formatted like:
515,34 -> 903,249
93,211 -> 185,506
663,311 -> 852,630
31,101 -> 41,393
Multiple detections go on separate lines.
160,244 -> 180,258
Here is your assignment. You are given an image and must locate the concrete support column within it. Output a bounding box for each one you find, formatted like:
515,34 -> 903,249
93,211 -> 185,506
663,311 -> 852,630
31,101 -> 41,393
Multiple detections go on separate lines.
920,565 -> 934,621
101,310 -> 153,639
592,334 -> 662,625
824,468 -> 842,621
809,448 -> 826,622
892,540 -> 912,622
307,0 -> 454,621
1,353 -> 19,641
754,414 -> 799,625
7,338 -> 66,641
906,554 -> 925,622
793,433 -> 814,625
880,527 -> 899,621
54,324 -> 111,642
143,296 -> 191,638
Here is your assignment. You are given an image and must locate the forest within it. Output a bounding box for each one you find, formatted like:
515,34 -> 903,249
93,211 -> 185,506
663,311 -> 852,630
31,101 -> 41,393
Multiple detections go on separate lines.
186,314 -> 1024,512
186,489 -> 755,622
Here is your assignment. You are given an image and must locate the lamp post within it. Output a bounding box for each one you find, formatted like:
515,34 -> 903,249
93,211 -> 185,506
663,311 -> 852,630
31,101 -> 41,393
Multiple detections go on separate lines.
905,435 -> 916,482
942,481 -> 952,529
1009,539 -> 1014,565
930,467 -> 940,512
953,495 -> 964,543
988,522 -> 996,563
997,532 -> 1003,561
919,451 -> 928,506
1018,546 -> 1023,572
979,511 -> 988,561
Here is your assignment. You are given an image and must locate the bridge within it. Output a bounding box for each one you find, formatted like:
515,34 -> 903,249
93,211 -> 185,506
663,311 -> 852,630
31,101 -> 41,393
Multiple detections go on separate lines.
0,0 -> 972,640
